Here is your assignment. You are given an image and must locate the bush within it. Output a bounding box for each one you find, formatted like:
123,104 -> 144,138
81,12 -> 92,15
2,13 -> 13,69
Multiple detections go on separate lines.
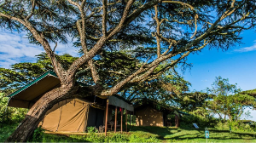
214,120 -> 256,132
87,126 -> 98,133
180,114 -> 218,129
30,126 -> 45,142
0,93 -> 27,125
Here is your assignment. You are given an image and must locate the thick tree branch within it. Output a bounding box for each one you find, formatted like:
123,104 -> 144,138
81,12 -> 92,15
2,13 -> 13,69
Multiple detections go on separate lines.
67,0 -> 79,7
0,12 -> 66,84
100,59 -> 149,96
154,5 -> 161,57
102,0 -> 107,37
130,65 -> 158,83
67,0 -> 136,79
107,0 -> 135,38
68,0 -> 101,84
88,60 -> 100,84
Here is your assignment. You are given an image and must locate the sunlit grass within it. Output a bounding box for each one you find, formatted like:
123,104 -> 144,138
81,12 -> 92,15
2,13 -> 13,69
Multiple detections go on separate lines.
1,123 -> 256,142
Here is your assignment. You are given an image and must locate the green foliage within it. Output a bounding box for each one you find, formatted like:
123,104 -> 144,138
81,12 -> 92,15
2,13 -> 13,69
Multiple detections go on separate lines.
30,126 -> 45,142
1,123 -> 256,142
174,92 -> 210,111
214,120 -> 256,132
207,76 -> 241,96
86,126 -> 98,133
0,93 -> 27,124
0,53 -> 78,94
206,76 -> 256,121
0,122 -> 20,142
180,114 -> 218,128
37,132 -> 158,142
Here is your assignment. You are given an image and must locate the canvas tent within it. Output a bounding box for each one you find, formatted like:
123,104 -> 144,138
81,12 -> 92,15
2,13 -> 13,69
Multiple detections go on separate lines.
134,99 -> 180,127
38,98 -> 90,132
7,71 -> 134,133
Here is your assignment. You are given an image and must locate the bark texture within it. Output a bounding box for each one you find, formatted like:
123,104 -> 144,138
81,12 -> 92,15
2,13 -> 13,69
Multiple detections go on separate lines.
5,84 -> 79,142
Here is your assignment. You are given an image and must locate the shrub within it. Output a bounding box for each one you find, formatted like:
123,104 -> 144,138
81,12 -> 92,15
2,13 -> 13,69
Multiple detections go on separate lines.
0,94 -> 27,125
30,126 -> 45,142
87,126 -> 98,133
180,114 -> 218,129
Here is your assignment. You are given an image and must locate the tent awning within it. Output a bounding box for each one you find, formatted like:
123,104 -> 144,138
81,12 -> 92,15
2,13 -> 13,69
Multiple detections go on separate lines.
8,71 -> 60,108
109,96 -> 134,112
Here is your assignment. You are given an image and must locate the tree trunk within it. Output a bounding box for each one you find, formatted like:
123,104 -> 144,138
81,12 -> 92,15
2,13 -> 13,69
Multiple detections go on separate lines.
5,84 -> 78,142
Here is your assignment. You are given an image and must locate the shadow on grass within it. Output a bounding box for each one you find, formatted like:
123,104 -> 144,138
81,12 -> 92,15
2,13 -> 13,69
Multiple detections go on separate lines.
129,125 -> 256,141
41,134 -> 90,142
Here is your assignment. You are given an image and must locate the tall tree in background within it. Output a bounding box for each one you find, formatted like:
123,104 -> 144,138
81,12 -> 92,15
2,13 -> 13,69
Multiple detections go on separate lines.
0,0 -> 256,141
206,76 -> 256,121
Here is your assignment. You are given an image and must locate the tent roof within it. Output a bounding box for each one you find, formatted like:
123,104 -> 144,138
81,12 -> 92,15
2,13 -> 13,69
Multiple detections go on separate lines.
8,71 -> 60,108
8,71 -> 59,98
8,71 -> 133,110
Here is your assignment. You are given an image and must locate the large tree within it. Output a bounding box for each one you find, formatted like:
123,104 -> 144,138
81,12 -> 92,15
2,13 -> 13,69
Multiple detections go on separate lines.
1,0 -> 256,141
206,76 -> 256,121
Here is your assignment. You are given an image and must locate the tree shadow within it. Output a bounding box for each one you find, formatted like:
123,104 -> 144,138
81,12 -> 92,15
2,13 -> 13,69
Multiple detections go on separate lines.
42,133 -> 90,142
129,125 -> 256,141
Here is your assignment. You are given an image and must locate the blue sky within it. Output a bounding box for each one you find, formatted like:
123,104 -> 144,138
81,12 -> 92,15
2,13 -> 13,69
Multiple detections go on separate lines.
181,29 -> 256,92
0,29 -> 79,68
0,25 -> 256,120
179,29 -> 256,121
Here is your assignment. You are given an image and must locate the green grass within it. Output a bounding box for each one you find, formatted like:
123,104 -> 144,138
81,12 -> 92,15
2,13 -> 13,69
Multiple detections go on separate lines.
1,123 -> 256,142
0,123 -> 19,142
129,126 -> 256,142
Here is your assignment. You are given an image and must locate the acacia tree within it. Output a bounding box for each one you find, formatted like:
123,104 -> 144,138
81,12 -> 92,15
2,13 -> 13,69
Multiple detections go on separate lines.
206,76 -> 256,121
1,0 -> 256,141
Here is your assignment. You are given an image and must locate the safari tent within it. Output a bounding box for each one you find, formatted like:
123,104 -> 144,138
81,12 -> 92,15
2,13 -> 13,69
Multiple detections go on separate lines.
134,99 -> 180,127
7,71 -> 134,133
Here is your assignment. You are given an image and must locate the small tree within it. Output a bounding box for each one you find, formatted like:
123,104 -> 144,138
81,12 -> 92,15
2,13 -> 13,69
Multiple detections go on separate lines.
0,0 -> 256,141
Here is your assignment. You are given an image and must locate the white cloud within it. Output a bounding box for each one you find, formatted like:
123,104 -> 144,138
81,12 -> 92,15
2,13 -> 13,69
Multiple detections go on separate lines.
0,31 -> 43,68
0,30 -> 79,68
234,42 -> 256,52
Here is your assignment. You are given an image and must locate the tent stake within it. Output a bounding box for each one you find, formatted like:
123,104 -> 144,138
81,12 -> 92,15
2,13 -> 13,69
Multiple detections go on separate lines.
105,99 -> 109,136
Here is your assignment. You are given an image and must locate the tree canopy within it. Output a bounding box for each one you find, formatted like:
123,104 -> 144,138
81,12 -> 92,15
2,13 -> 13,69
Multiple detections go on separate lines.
206,76 -> 256,121
1,0 -> 256,97
1,0 -> 256,141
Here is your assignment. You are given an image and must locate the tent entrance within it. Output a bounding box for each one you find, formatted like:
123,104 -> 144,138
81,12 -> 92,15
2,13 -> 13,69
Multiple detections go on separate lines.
86,106 -> 105,128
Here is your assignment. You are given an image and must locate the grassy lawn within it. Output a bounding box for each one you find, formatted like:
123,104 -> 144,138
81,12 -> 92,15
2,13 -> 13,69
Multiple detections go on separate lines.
130,126 -> 256,143
1,124 -> 256,142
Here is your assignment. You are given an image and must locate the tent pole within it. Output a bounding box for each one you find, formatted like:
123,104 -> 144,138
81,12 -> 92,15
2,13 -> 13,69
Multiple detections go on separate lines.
126,109 -> 127,132
105,99 -> 109,136
130,114 -> 131,126
121,108 -> 123,133
114,106 -> 117,133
